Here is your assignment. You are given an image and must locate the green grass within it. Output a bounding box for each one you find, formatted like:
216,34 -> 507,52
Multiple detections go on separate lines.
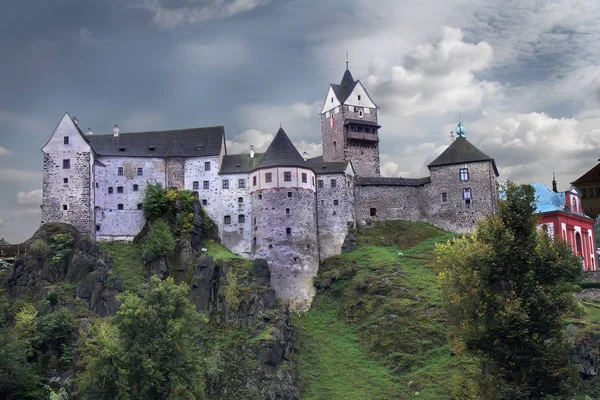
203,240 -> 243,260
99,242 -> 145,293
295,221 -> 475,399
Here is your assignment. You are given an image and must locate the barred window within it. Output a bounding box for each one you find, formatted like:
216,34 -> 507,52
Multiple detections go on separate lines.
331,179 -> 337,188
318,180 -> 324,188
222,179 -> 229,189
238,215 -> 245,224
238,179 -> 245,188
193,181 -> 199,190
441,192 -> 447,202
118,167 -> 123,176
62,159 -> 70,169
224,215 -> 231,224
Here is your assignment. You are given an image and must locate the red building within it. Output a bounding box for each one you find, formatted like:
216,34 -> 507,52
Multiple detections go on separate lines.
532,182 -> 596,270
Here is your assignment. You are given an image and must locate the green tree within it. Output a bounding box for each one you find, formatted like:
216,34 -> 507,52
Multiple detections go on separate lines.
77,277 -> 205,400
437,183 -> 582,399
142,219 -> 176,262
143,182 -> 169,222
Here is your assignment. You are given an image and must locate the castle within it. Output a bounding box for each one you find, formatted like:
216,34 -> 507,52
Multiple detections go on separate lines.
41,66 -> 499,308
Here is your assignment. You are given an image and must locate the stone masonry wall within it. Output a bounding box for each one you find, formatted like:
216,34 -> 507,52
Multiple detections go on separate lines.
251,188 -> 318,310
317,172 -> 355,260
184,156 -> 222,230
219,172 -> 252,257
167,158 -> 185,189
321,106 -> 345,163
426,161 -> 498,233
355,184 -> 427,225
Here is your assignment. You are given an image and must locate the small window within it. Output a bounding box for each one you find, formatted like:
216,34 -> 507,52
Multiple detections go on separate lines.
258,194 -> 262,200
224,215 -> 231,224
286,227 -> 292,235
301,173 -> 307,183
358,110 -> 363,117
117,186 -> 123,193
222,179 -> 229,189
193,181 -> 199,190
118,167 -> 123,176
331,97 -> 333,103
108,187 -> 113,194
133,184 -> 139,191
284,171 -> 292,182
148,146 -> 156,152
287,192 -> 292,198
441,192 -> 447,202
370,207 -> 376,217
96,225 -> 100,231
286,208 -> 290,215
63,178 -> 68,184
62,204 -> 68,211
465,199 -> 471,209
595,187 -> 600,197
333,199 -> 339,206
238,179 -> 245,189
238,197 -> 243,203
96,182 -> 99,188
238,215 -> 245,224
331,179 -> 337,188
63,136 -> 69,145
265,172 -> 273,183
204,162 -> 211,171
463,188 -> 472,199
117,204 -> 124,210
312,176 -> 315,185
459,168 -> 469,181
203,181 -> 209,190
253,176 -> 257,186
358,95 -> 361,101
137,203 -> 143,210
62,159 -> 70,169
137,167 -> 143,176
202,199 -> 207,205
119,147 -> 126,152
318,180 -> 324,188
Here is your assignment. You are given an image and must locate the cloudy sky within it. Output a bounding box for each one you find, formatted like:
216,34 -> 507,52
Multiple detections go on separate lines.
2,0 -> 600,242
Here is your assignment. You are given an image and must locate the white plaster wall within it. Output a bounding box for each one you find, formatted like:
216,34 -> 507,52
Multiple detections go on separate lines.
320,86 -> 342,114
250,167 -> 315,193
219,172 -> 252,257
344,82 -> 377,109
94,156 -> 165,238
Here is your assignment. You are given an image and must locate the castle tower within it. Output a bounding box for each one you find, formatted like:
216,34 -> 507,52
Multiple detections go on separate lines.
41,113 -> 95,237
320,65 -> 380,176
250,128 -> 318,309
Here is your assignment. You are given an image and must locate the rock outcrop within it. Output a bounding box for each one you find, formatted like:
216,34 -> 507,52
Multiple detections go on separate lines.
7,223 -> 122,317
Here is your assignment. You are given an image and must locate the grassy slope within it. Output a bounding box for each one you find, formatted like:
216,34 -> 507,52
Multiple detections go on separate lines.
294,221 -> 476,399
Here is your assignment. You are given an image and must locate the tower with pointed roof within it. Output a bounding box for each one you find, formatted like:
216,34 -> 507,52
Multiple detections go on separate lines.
320,65 -> 380,177
249,128 -> 319,308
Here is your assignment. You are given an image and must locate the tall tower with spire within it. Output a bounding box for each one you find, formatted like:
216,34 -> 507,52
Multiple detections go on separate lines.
320,62 -> 380,176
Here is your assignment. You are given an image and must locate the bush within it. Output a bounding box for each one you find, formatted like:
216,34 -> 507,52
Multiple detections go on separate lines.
49,233 -> 74,272
142,220 -> 176,262
143,182 -> 169,221
579,282 -> 600,289
28,239 -> 51,261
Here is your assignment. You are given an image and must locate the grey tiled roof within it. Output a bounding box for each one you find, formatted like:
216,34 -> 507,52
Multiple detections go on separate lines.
256,128 -> 310,169
87,126 -> 224,157
355,176 -> 431,186
331,69 -> 358,103
427,137 -> 499,176
220,153 -> 264,174
306,158 -> 350,174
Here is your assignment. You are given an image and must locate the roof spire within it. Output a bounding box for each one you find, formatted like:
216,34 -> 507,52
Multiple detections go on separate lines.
456,113 -> 466,137
346,51 -> 349,70
552,172 -> 558,192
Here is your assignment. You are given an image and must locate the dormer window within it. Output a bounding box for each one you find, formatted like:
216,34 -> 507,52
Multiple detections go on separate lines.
119,147 -> 126,152
148,146 -> 156,151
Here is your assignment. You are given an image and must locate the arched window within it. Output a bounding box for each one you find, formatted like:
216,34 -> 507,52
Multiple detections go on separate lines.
108,187 -> 113,194
575,232 -> 583,255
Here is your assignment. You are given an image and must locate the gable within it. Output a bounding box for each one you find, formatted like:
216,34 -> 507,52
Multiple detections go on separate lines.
320,86 -> 342,114
343,81 -> 377,109
42,113 -> 91,153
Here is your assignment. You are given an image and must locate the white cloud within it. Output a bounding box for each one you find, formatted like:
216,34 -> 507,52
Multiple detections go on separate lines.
0,146 -> 12,156
142,0 -> 271,29
226,129 -> 273,154
367,27 -> 501,117
17,189 -> 42,206
79,28 -> 108,48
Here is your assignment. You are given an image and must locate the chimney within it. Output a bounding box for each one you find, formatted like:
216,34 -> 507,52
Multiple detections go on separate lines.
113,125 -> 120,137
250,145 -> 255,159
86,128 -> 93,136
72,117 -> 79,125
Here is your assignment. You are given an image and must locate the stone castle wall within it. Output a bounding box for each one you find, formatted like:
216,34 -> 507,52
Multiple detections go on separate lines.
251,188 -> 318,310
354,184 -> 427,225
316,173 -> 355,260
219,172 -> 252,257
